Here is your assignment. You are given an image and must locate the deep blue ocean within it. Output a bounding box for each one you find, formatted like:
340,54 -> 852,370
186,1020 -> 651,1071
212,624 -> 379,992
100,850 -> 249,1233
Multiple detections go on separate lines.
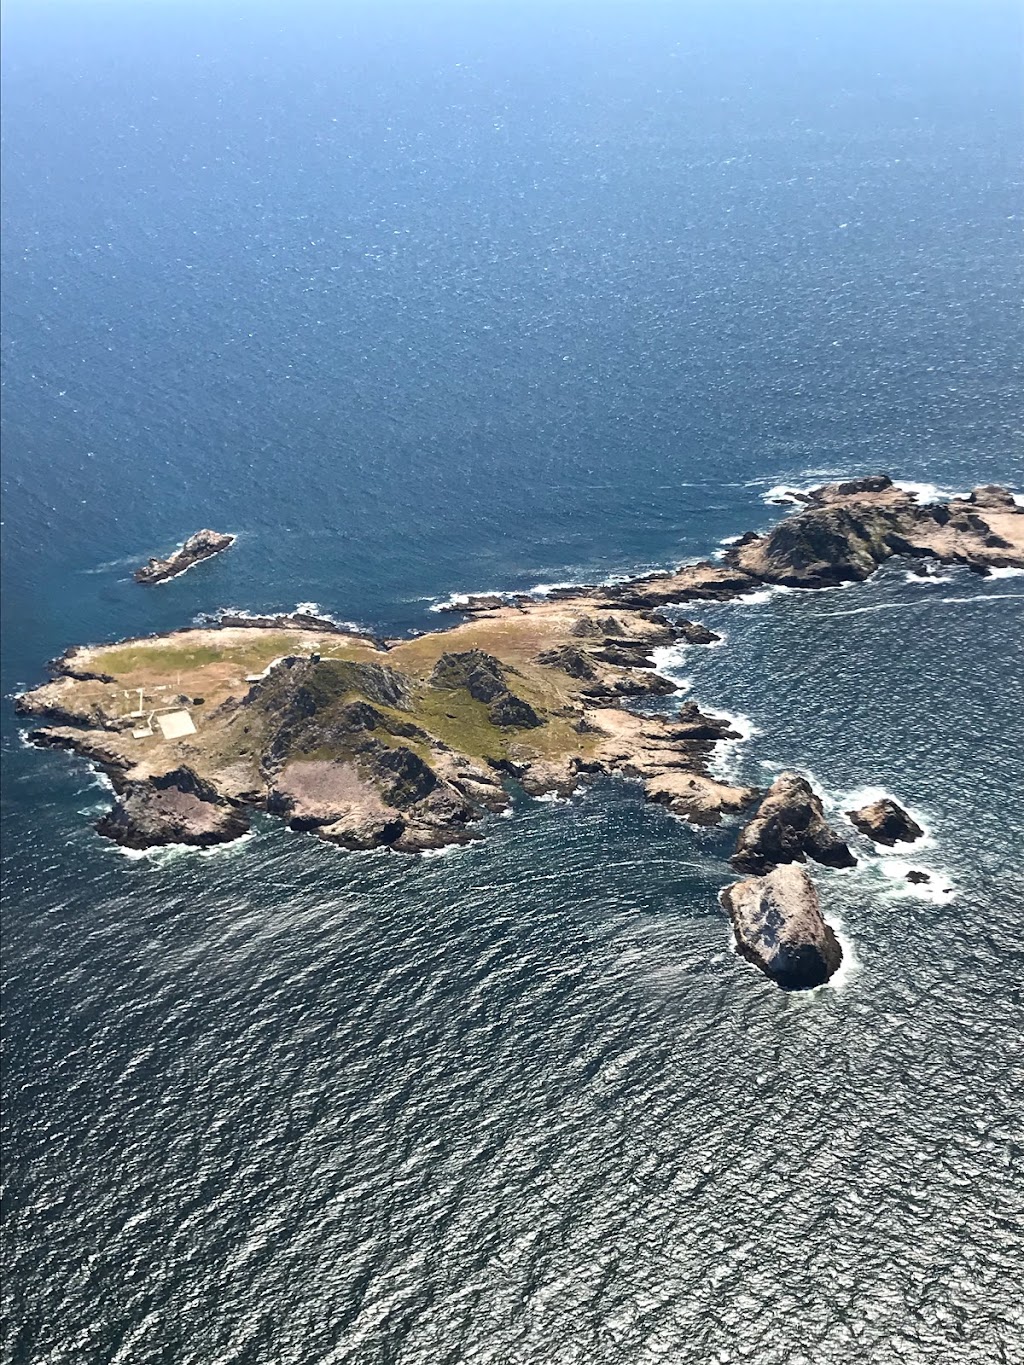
2,3 -> 1023,1362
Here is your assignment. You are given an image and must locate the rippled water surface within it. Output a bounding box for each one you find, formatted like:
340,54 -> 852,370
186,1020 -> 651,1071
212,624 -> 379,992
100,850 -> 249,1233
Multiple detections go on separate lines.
2,3 -> 1023,1362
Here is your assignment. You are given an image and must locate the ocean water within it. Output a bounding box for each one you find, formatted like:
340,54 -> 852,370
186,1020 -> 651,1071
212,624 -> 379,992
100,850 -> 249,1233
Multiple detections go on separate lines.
2,3 -> 1023,1362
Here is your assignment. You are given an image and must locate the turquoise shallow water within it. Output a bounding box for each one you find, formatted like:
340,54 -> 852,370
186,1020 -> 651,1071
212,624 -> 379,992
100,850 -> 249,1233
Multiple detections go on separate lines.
2,3 -> 1023,1362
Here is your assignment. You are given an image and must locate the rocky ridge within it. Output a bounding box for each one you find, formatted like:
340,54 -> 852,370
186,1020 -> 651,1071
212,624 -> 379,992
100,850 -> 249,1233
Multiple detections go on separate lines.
731,772 -> 856,874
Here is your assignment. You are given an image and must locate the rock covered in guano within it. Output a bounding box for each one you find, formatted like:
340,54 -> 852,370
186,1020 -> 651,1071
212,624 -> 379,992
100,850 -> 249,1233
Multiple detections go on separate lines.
846,797 -> 924,847
720,863 -> 843,990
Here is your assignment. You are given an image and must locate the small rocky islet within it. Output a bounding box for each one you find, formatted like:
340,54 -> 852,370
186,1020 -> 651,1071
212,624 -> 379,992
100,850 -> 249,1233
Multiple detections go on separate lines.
16,476 -> 1023,989
134,528 -> 235,584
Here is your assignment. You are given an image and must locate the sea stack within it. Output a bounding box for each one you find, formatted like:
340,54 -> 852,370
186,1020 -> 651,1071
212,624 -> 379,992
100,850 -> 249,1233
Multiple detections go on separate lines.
135,529 -> 235,585
731,771 -> 856,873
846,797 -> 924,846
721,864 -> 843,991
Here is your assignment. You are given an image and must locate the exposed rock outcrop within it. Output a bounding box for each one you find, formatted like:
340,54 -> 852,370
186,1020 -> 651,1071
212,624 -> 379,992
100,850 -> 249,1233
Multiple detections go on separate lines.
846,798 -> 924,847
732,772 -> 856,873
95,767 -> 250,848
135,530 -> 235,585
961,485 -> 1018,512
201,610 -> 386,646
430,650 -> 509,701
487,692 -> 543,729
535,645 -> 598,679
435,594 -> 530,614
725,479 -> 1023,587
672,620 -> 722,645
668,701 -> 742,742
721,864 -> 843,990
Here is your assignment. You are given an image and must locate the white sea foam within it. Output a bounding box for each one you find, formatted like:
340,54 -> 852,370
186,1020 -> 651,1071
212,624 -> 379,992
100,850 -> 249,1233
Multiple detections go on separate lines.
429,590 -> 510,613
419,840 -> 474,859
986,565 -> 1024,579
706,706 -> 758,743
875,856 -> 956,903
527,580 -> 590,597
760,484 -> 808,506
115,831 -> 258,864
891,480 -> 966,504
695,704 -> 758,783
650,644 -> 692,688
903,570 -> 955,585
732,586 -> 778,605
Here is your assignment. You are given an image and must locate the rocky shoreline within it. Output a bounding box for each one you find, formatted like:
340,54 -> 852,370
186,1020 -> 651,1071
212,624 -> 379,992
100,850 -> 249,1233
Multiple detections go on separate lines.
16,475 -> 1023,988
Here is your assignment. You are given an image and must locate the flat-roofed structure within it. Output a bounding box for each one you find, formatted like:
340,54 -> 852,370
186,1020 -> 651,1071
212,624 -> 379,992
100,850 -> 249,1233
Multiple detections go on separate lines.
155,709 -> 197,740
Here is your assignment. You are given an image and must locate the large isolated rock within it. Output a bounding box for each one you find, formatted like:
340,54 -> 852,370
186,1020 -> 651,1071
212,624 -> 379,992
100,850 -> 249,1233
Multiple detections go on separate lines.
846,797 -> 924,847
733,504 -> 896,587
721,864 -> 843,990
732,771 -> 855,873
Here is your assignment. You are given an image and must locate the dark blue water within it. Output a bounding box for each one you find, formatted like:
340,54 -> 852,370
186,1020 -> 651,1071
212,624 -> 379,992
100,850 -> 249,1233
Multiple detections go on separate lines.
2,3 -> 1023,1362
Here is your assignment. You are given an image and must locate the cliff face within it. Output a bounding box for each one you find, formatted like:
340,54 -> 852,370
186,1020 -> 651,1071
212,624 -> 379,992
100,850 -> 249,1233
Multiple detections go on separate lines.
96,767 -> 250,849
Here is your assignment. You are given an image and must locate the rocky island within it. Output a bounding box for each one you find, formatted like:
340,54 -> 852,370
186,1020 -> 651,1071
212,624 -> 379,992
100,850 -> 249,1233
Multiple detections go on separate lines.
134,529 -> 235,584
16,476 -> 1023,988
